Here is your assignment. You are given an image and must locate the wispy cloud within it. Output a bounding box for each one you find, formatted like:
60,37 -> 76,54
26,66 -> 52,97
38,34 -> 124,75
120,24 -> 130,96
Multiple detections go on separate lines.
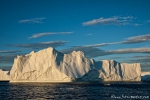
0,53 -> 22,70
141,63 -> 150,71
121,34 -> 150,44
129,56 -> 150,64
133,23 -> 142,26
131,55 -> 150,59
146,20 -> 150,23
28,32 -> 73,39
108,55 -> 150,61
59,32 -> 73,34
0,54 -> 18,63
86,33 -> 92,36
84,42 -> 119,47
7,41 -> 67,49
82,16 -> 141,26
109,48 -> 150,54
0,50 -> 21,54
19,17 -> 46,23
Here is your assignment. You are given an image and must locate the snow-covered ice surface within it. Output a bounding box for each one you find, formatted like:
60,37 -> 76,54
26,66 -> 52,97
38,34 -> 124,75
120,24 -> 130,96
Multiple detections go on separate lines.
0,69 -> 9,81
8,47 -> 141,82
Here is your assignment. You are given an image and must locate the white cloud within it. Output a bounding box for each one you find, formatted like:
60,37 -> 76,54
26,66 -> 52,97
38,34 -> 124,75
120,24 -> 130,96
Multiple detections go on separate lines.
82,16 -> 140,26
28,32 -> 56,39
28,32 -> 73,39
19,17 -> 46,23
84,42 -> 120,47
82,17 -> 118,26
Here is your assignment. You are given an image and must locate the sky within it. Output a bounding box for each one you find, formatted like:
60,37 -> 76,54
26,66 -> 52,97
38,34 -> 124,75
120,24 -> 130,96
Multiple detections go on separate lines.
0,0 -> 150,71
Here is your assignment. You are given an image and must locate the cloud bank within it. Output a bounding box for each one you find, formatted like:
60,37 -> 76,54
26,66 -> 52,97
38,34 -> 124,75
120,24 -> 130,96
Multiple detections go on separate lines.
60,34 -> 150,58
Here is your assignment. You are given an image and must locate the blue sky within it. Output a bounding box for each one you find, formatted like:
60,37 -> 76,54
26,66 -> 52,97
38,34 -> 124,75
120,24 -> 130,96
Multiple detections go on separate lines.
0,0 -> 150,71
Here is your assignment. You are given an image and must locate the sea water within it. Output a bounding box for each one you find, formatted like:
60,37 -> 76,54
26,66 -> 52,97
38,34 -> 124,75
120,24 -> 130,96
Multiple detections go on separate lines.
0,82 -> 150,100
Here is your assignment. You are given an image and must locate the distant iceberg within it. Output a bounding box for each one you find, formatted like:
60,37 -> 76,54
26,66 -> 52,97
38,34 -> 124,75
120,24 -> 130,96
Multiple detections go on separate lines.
0,69 -> 9,81
0,47 -> 142,82
141,72 -> 150,81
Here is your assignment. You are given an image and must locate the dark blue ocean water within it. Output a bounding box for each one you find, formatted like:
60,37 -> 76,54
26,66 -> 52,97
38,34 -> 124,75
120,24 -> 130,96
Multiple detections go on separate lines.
0,82 -> 150,100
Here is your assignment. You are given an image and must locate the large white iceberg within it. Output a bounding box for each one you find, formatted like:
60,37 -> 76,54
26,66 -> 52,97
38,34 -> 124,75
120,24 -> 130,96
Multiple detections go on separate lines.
0,69 -> 10,81
8,47 -> 141,82
10,48 -> 94,82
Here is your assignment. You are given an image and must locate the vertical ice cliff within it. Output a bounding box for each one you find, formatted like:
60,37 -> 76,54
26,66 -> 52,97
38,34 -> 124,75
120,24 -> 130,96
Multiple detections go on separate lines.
9,47 -> 141,82
81,60 -> 141,81
97,60 -> 141,81
0,69 -> 10,81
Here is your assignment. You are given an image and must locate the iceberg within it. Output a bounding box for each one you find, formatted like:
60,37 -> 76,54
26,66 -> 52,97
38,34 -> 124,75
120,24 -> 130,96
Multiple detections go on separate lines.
10,48 -> 94,82
81,60 -> 141,81
0,69 -> 10,81
8,47 -> 141,82
97,60 -> 141,81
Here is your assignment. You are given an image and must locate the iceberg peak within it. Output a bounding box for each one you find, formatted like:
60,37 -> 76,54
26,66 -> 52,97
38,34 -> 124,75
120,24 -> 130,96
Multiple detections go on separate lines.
71,50 -> 84,56
30,51 -> 35,54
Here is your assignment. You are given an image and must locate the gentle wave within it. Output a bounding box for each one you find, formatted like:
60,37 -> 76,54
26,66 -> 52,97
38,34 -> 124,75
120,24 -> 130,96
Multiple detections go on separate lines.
0,82 -> 150,100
